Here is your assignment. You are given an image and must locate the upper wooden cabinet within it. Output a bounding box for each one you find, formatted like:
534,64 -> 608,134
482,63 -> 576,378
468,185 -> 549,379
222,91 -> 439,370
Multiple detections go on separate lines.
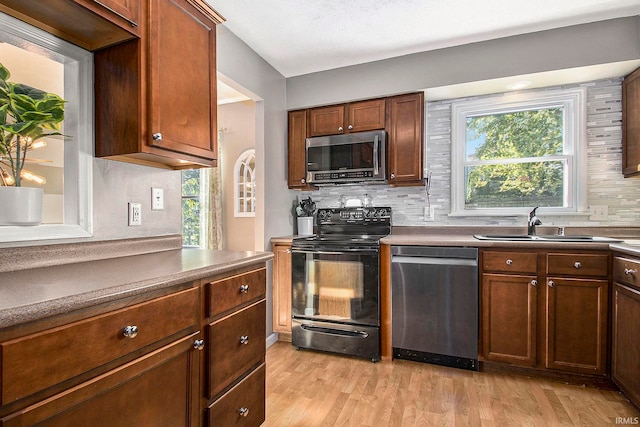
308,99 -> 386,137
288,109 -> 312,189
0,0 -> 139,50
288,92 -> 424,188
623,67 -> 640,177
95,0 -> 222,169
387,92 -> 424,186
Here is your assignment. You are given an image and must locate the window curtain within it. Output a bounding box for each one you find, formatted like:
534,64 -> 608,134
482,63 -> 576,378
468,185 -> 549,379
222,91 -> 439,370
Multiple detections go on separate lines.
205,133 -> 224,250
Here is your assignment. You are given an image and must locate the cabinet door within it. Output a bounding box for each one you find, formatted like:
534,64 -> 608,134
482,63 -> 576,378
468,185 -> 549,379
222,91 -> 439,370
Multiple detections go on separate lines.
1,333 -> 201,427
482,273 -> 537,366
272,243 -> 292,337
207,363 -> 265,427
622,67 -> 640,177
287,110 -> 310,188
148,0 -> 217,161
545,277 -> 608,375
308,105 -> 344,136
75,0 -> 140,35
612,282 -> 640,407
386,92 -> 424,185
346,99 -> 385,133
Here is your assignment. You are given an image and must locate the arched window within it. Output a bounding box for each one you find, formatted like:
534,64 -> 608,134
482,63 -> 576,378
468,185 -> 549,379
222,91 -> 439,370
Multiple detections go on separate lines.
234,149 -> 256,217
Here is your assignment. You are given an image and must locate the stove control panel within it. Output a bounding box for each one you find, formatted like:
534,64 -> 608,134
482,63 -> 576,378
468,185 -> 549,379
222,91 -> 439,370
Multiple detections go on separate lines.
317,207 -> 391,225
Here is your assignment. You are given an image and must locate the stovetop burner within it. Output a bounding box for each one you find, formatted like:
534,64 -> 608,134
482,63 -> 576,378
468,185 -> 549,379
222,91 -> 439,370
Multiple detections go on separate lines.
292,207 -> 392,250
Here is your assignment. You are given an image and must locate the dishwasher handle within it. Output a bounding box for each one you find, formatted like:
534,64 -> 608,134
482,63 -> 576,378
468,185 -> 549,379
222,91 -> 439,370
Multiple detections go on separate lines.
391,255 -> 477,267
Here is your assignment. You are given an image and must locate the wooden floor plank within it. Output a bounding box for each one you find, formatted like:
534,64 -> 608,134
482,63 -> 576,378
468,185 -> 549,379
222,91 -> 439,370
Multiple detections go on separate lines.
264,342 -> 639,426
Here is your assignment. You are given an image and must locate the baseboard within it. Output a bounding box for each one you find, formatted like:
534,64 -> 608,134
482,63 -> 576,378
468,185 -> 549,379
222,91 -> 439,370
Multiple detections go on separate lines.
266,332 -> 279,348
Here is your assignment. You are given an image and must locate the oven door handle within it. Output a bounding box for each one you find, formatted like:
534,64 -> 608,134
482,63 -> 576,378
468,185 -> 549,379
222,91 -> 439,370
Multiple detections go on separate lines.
291,248 -> 378,255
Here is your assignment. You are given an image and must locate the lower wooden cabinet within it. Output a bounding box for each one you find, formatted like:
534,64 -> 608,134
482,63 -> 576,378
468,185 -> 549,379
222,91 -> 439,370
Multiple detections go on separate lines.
482,273 -> 537,366
203,267 -> 266,427
612,255 -> 640,408
2,332 -> 201,426
480,249 -> 610,377
271,242 -> 292,340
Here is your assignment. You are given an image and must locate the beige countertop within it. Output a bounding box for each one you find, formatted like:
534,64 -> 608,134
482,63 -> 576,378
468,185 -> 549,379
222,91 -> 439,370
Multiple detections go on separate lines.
0,249 -> 273,330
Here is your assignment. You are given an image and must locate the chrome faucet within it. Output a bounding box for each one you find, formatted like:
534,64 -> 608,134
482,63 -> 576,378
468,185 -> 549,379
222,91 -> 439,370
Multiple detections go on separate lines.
528,207 -> 542,235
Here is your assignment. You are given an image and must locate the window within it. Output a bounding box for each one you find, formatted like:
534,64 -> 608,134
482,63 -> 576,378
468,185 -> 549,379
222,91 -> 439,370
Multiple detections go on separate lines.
451,88 -> 586,216
234,149 -> 255,217
0,12 -> 93,243
181,169 -> 206,247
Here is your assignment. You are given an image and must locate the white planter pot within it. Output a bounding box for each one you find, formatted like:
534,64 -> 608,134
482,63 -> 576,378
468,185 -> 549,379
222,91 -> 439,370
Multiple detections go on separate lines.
297,216 -> 314,236
0,187 -> 43,226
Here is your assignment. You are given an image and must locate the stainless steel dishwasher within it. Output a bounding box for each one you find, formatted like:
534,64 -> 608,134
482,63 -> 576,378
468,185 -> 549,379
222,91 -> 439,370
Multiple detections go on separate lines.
391,246 -> 478,370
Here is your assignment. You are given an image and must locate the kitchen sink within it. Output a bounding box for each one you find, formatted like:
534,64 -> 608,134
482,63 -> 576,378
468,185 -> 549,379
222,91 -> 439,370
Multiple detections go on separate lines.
473,234 -> 622,242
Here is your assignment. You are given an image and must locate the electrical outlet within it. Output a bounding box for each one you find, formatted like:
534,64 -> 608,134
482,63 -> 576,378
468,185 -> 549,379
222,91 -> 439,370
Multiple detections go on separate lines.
128,202 -> 142,226
589,205 -> 608,221
151,187 -> 164,210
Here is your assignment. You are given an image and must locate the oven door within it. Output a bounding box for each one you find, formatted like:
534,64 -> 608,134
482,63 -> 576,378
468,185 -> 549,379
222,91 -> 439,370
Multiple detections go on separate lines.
291,246 -> 380,327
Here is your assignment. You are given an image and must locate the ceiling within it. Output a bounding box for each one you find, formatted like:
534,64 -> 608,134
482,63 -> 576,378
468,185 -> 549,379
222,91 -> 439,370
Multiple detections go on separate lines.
208,0 -> 640,78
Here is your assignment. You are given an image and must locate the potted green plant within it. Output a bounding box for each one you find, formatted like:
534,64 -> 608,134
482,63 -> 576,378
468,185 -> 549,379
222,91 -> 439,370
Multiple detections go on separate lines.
0,62 -> 66,225
295,196 -> 316,235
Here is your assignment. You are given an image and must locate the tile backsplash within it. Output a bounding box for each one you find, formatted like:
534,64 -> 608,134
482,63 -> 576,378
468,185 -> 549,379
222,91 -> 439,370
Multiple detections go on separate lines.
302,78 -> 640,227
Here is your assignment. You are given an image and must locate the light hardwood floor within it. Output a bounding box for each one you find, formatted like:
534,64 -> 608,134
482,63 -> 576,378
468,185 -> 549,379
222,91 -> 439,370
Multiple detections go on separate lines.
264,341 -> 639,426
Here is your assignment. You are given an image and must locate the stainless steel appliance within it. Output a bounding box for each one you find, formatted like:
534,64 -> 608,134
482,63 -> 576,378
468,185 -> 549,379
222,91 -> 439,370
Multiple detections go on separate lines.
305,130 -> 387,185
291,206 -> 392,362
391,246 -> 479,371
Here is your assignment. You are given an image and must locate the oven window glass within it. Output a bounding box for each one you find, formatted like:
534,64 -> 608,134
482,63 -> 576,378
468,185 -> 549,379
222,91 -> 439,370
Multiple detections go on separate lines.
291,251 -> 379,325
307,142 -> 375,172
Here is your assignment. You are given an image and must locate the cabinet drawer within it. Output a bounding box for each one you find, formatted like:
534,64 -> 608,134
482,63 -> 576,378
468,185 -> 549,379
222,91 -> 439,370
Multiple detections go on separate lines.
614,256 -> 640,288
207,300 -> 266,399
482,251 -> 537,274
548,253 -> 608,277
207,268 -> 266,318
1,287 -> 198,405
207,363 -> 266,427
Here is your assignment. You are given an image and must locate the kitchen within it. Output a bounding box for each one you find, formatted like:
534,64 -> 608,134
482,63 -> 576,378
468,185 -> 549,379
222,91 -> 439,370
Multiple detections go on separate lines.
1,0 -> 640,425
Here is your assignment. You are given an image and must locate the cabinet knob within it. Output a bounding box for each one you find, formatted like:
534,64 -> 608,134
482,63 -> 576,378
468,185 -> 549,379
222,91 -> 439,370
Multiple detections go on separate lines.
286,248 -> 292,254
548,280 -> 555,288
390,173 -> 395,179
152,132 -> 162,141
338,126 -> 344,132
240,335 -> 249,345
531,280 -> 538,286
506,259 -> 513,265
301,178 -> 306,184
122,325 -> 138,339
239,284 -> 249,293
348,124 -> 354,130
574,261 -> 582,269
193,339 -> 205,351
625,268 -> 638,275
238,407 -> 250,417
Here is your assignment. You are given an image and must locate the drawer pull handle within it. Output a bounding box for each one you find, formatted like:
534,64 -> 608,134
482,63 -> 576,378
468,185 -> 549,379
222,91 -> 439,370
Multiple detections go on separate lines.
122,325 -> 138,339
240,335 -> 249,345
239,407 -> 250,417
548,280 -> 554,288
240,284 -> 250,293
193,339 -> 205,351
506,259 -> 513,265
531,280 -> 538,286
574,262 -> 582,269
625,268 -> 638,275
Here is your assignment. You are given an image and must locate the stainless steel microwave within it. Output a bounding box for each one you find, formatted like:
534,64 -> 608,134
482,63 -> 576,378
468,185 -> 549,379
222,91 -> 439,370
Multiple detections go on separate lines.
305,130 -> 387,185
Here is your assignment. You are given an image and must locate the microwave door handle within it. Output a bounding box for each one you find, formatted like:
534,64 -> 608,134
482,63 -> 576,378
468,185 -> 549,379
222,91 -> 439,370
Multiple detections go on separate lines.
373,135 -> 379,175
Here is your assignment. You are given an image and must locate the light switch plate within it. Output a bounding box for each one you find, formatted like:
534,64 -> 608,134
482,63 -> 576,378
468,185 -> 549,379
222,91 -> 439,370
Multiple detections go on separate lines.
151,187 -> 164,211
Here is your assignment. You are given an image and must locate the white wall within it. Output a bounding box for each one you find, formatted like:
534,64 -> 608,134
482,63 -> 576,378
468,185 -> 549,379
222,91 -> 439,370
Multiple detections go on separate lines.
286,17 -> 640,109
219,101 -> 256,251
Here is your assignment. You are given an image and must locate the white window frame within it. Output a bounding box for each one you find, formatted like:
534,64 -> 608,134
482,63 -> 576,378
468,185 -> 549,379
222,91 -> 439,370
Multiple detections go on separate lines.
234,149 -> 256,218
0,12 -> 93,243
450,88 -> 587,217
